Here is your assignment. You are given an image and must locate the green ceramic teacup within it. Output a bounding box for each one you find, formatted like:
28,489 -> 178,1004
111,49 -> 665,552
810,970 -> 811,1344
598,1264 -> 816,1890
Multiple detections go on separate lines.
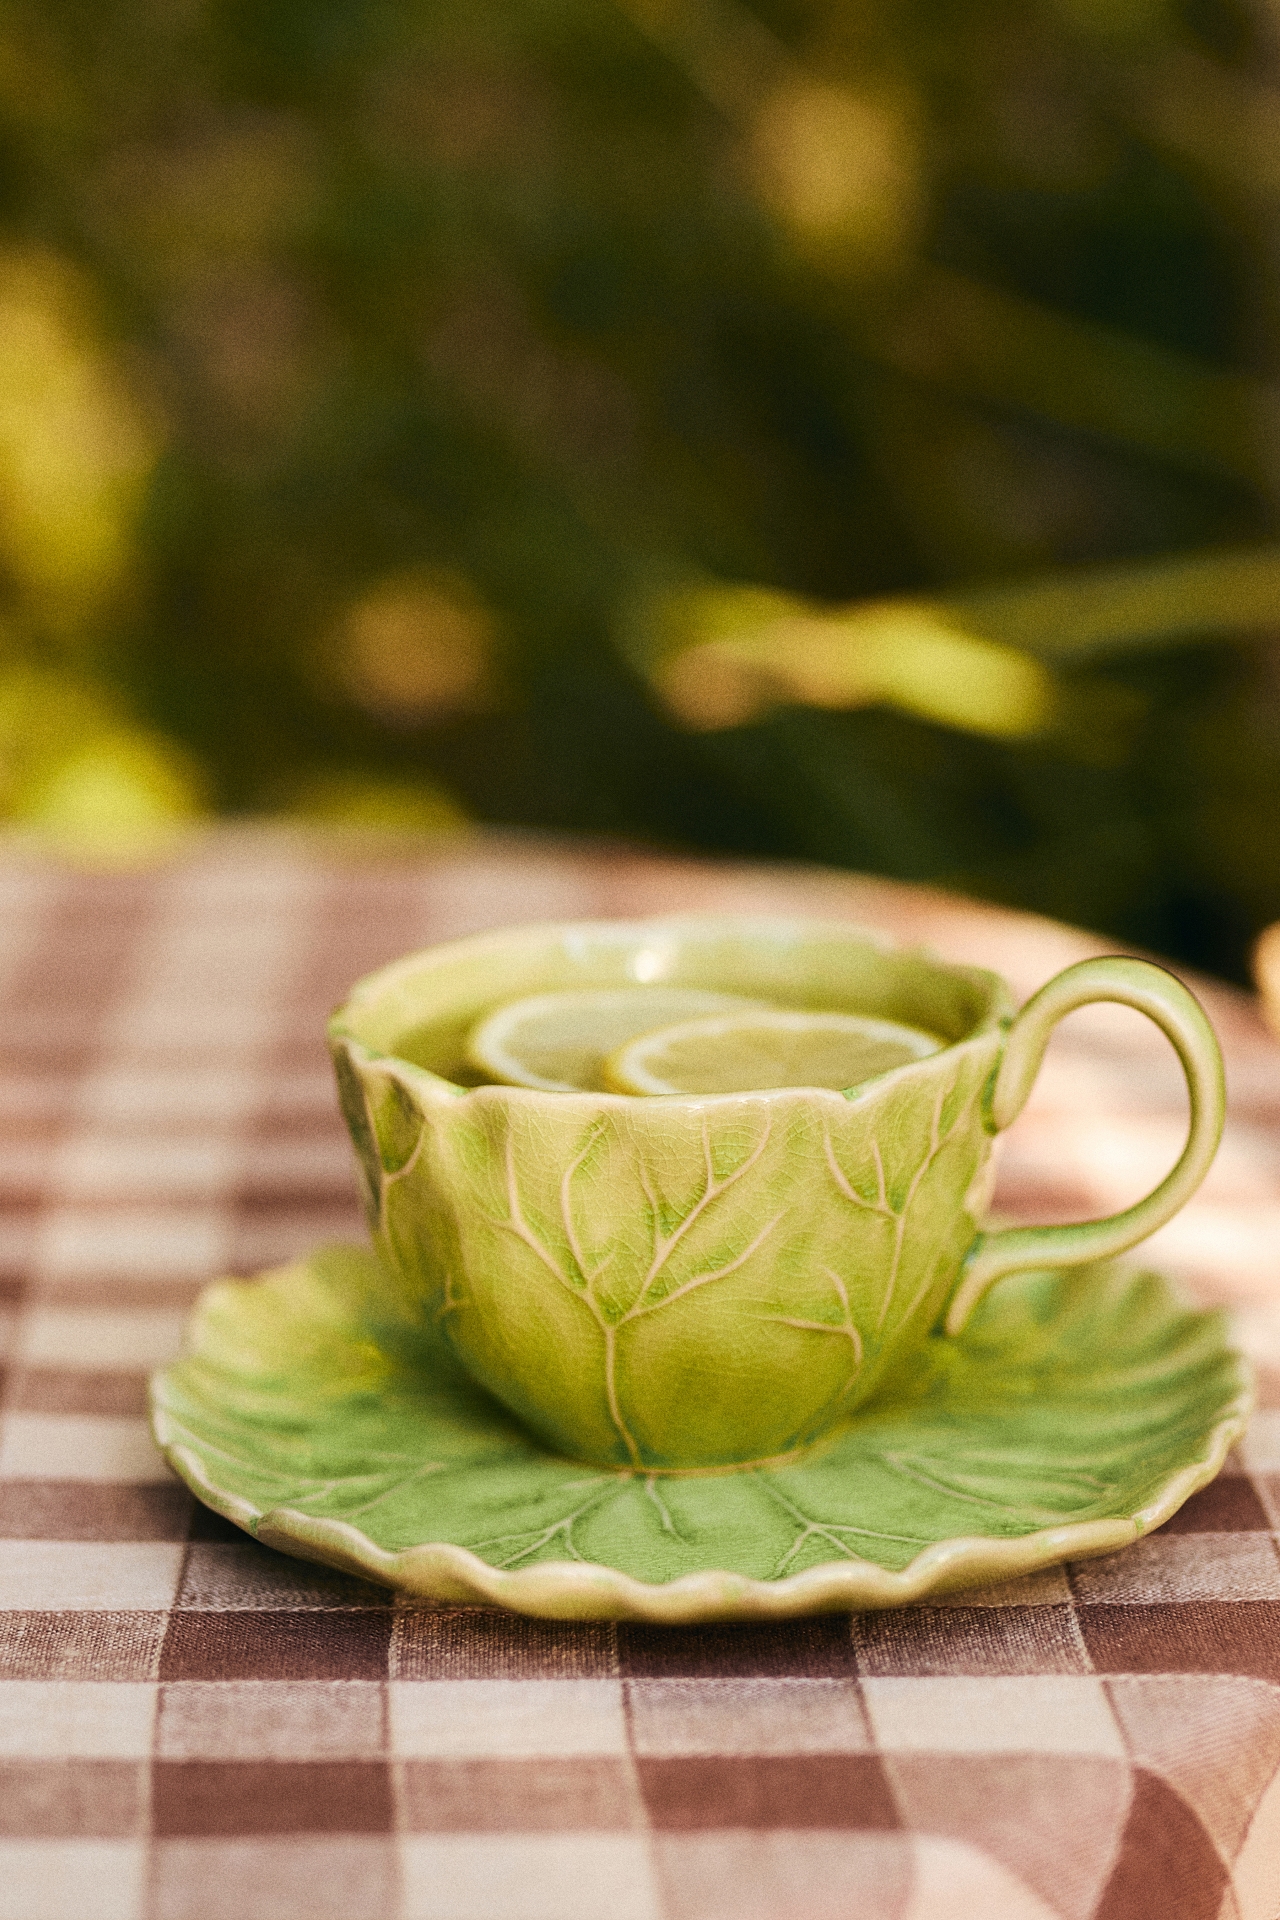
328,917 -> 1224,1474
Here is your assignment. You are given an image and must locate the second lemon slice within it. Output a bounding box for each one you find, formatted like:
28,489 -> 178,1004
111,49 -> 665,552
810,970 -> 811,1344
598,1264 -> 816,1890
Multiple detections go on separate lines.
465,987 -> 775,1092
604,1008 -> 943,1095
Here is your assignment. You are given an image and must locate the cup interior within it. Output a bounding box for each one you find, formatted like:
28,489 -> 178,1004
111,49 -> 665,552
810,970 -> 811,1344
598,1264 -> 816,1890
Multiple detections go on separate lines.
333,917 -> 1008,1090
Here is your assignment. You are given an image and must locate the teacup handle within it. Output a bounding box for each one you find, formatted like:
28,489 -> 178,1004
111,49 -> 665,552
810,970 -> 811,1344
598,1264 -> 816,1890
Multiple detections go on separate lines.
945,956 -> 1225,1336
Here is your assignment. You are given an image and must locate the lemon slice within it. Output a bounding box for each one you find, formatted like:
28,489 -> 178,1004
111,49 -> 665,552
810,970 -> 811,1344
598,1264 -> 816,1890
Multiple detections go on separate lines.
465,987 -> 776,1092
603,1008 -> 942,1095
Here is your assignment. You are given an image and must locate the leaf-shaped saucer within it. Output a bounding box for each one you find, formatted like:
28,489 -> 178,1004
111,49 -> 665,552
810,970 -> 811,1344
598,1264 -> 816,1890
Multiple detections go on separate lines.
150,1244 -> 1251,1624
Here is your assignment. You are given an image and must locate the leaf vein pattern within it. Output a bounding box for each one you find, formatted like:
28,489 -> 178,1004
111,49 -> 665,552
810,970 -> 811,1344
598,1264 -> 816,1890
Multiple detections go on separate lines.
560,1124 -> 613,1290
879,1449 -> 1116,1521
437,1265 -> 466,1324
468,1483 -> 614,1567
748,1266 -> 864,1399
759,1478 -> 932,1578
163,1414 -> 450,1524
644,1474 -> 690,1541
381,1116 -> 428,1192
487,1112 -> 821,1467
493,1132 -> 642,1468
826,1075 -> 980,1331
824,1128 -> 893,1216
491,1135 -> 592,1305
334,1461 -> 447,1521
630,1115 -> 773,1317
623,1211 -> 785,1320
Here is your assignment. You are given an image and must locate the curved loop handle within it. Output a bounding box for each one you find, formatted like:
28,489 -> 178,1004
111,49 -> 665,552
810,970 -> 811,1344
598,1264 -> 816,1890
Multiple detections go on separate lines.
946,956 -> 1225,1337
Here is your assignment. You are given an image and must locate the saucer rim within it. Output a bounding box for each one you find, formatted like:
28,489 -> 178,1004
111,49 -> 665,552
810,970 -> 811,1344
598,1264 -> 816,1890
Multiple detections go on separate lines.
151,1252 -> 1254,1624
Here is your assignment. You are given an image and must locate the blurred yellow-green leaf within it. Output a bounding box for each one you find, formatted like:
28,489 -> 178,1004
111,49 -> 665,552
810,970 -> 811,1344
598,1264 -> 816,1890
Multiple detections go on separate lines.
279,771 -> 470,838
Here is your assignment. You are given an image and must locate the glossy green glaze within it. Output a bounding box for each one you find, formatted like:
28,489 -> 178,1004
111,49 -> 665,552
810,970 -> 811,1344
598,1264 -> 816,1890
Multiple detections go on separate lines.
327,917 -> 1226,1472
150,1243 -> 1251,1623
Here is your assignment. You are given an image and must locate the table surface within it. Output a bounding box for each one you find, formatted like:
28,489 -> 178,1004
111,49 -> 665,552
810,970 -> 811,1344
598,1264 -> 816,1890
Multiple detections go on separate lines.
2,828 -> 1279,1920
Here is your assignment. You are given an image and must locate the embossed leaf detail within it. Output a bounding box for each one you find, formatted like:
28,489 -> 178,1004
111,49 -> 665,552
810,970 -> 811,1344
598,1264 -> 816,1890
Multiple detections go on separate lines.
877,1449 -> 1116,1523
386,1044 -> 992,1468
152,1244 -> 1248,1592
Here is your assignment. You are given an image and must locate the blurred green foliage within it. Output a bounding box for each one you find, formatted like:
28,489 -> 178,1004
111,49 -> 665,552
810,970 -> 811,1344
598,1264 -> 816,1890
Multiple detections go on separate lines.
0,0 -> 1278,973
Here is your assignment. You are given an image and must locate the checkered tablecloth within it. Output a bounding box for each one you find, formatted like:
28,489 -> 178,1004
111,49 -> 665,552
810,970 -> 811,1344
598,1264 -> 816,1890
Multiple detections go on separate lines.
2,828 -> 1279,1920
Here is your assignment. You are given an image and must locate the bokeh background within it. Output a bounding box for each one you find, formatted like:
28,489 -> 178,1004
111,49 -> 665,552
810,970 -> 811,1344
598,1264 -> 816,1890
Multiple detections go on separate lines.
1,0 -> 1279,978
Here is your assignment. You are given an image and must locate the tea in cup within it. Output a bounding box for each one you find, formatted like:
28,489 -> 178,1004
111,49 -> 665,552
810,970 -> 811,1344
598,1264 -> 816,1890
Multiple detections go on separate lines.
329,917 -> 1223,1473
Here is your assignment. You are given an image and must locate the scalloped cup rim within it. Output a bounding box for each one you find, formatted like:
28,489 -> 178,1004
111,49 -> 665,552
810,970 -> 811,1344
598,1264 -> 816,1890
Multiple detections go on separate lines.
335,913 -> 933,1011
327,912 -> 1011,1102
330,1038 -> 984,1111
